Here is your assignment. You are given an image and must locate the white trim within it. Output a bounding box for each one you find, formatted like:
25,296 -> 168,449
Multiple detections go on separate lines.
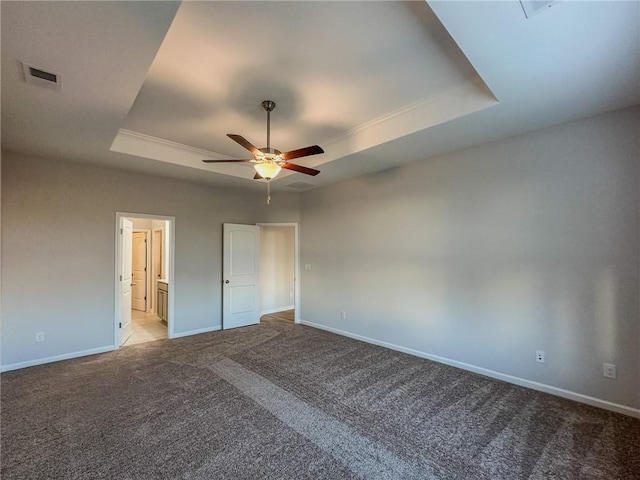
151,227 -> 164,314
324,78 -> 493,147
172,325 -> 221,339
166,219 -> 175,339
256,223 -> 300,324
113,129 -> 235,160
110,129 -> 251,180
299,319 -> 640,419
260,305 -> 295,316
111,80 -> 496,182
317,78 -> 497,168
115,212 -> 176,346
1,346 -> 115,372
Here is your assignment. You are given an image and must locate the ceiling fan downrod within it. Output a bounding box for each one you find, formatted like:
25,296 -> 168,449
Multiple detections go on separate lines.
261,100 -> 276,205
262,100 -> 275,150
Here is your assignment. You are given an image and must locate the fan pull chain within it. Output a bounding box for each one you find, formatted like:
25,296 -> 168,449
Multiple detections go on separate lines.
267,180 -> 271,205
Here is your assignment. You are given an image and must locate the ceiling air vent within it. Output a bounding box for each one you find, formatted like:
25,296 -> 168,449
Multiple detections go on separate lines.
286,182 -> 316,191
22,62 -> 62,91
519,0 -> 560,19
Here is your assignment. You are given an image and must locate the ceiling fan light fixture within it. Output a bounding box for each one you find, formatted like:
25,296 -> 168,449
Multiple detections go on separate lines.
203,99 -> 323,205
254,162 -> 281,180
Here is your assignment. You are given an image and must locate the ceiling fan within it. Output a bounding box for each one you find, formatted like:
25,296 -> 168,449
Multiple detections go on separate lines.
203,100 -> 324,183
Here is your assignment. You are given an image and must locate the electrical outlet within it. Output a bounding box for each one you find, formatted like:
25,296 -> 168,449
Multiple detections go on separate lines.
603,363 -> 616,379
35,332 -> 45,342
341,310 -> 346,320
304,264 -> 312,271
536,350 -> 545,363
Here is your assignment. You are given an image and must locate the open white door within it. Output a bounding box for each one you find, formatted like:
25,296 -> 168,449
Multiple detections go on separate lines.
120,218 -> 133,345
223,223 -> 260,329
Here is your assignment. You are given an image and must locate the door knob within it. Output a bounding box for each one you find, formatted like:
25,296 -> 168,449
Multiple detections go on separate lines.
225,280 -> 230,284
130,283 -> 136,287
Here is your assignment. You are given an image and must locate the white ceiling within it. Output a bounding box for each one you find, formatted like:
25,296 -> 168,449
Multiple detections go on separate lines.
2,1 -> 638,192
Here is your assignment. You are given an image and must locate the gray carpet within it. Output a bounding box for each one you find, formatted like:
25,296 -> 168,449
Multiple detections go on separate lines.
2,313 -> 639,479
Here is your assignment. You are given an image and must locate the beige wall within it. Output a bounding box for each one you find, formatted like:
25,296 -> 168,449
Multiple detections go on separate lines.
3,106 -> 638,415
299,106 -> 640,411
0,152 -> 299,368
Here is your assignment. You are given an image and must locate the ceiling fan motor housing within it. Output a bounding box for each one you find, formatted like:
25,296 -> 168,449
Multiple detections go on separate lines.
259,147 -> 281,156
257,148 -> 284,165
261,100 -> 276,112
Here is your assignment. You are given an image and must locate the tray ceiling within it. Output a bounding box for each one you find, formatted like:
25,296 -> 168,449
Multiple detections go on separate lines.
2,1 -> 638,191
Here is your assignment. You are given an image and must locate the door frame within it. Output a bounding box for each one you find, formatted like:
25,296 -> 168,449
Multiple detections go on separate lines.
114,212 -> 176,348
151,227 -> 164,314
256,223 -> 300,324
132,228 -> 151,312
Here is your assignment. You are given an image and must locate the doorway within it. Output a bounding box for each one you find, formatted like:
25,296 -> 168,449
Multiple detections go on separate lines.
115,213 -> 175,348
257,223 -> 299,325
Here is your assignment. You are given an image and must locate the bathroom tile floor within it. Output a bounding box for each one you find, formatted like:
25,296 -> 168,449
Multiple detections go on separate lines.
124,310 -> 167,346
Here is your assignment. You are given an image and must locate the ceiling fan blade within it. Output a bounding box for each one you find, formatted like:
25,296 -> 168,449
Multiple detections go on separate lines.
282,162 -> 320,176
254,172 -> 264,180
227,134 -> 261,155
280,145 -> 324,161
202,159 -> 252,163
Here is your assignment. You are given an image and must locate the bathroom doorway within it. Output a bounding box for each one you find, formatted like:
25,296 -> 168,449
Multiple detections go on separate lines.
115,213 -> 175,348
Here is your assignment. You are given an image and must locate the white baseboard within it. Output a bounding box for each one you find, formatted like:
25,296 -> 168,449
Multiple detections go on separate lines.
1,345 -> 115,373
260,305 -> 294,316
300,319 -> 640,419
1,325 -> 224,371
171,325 -> 221,339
